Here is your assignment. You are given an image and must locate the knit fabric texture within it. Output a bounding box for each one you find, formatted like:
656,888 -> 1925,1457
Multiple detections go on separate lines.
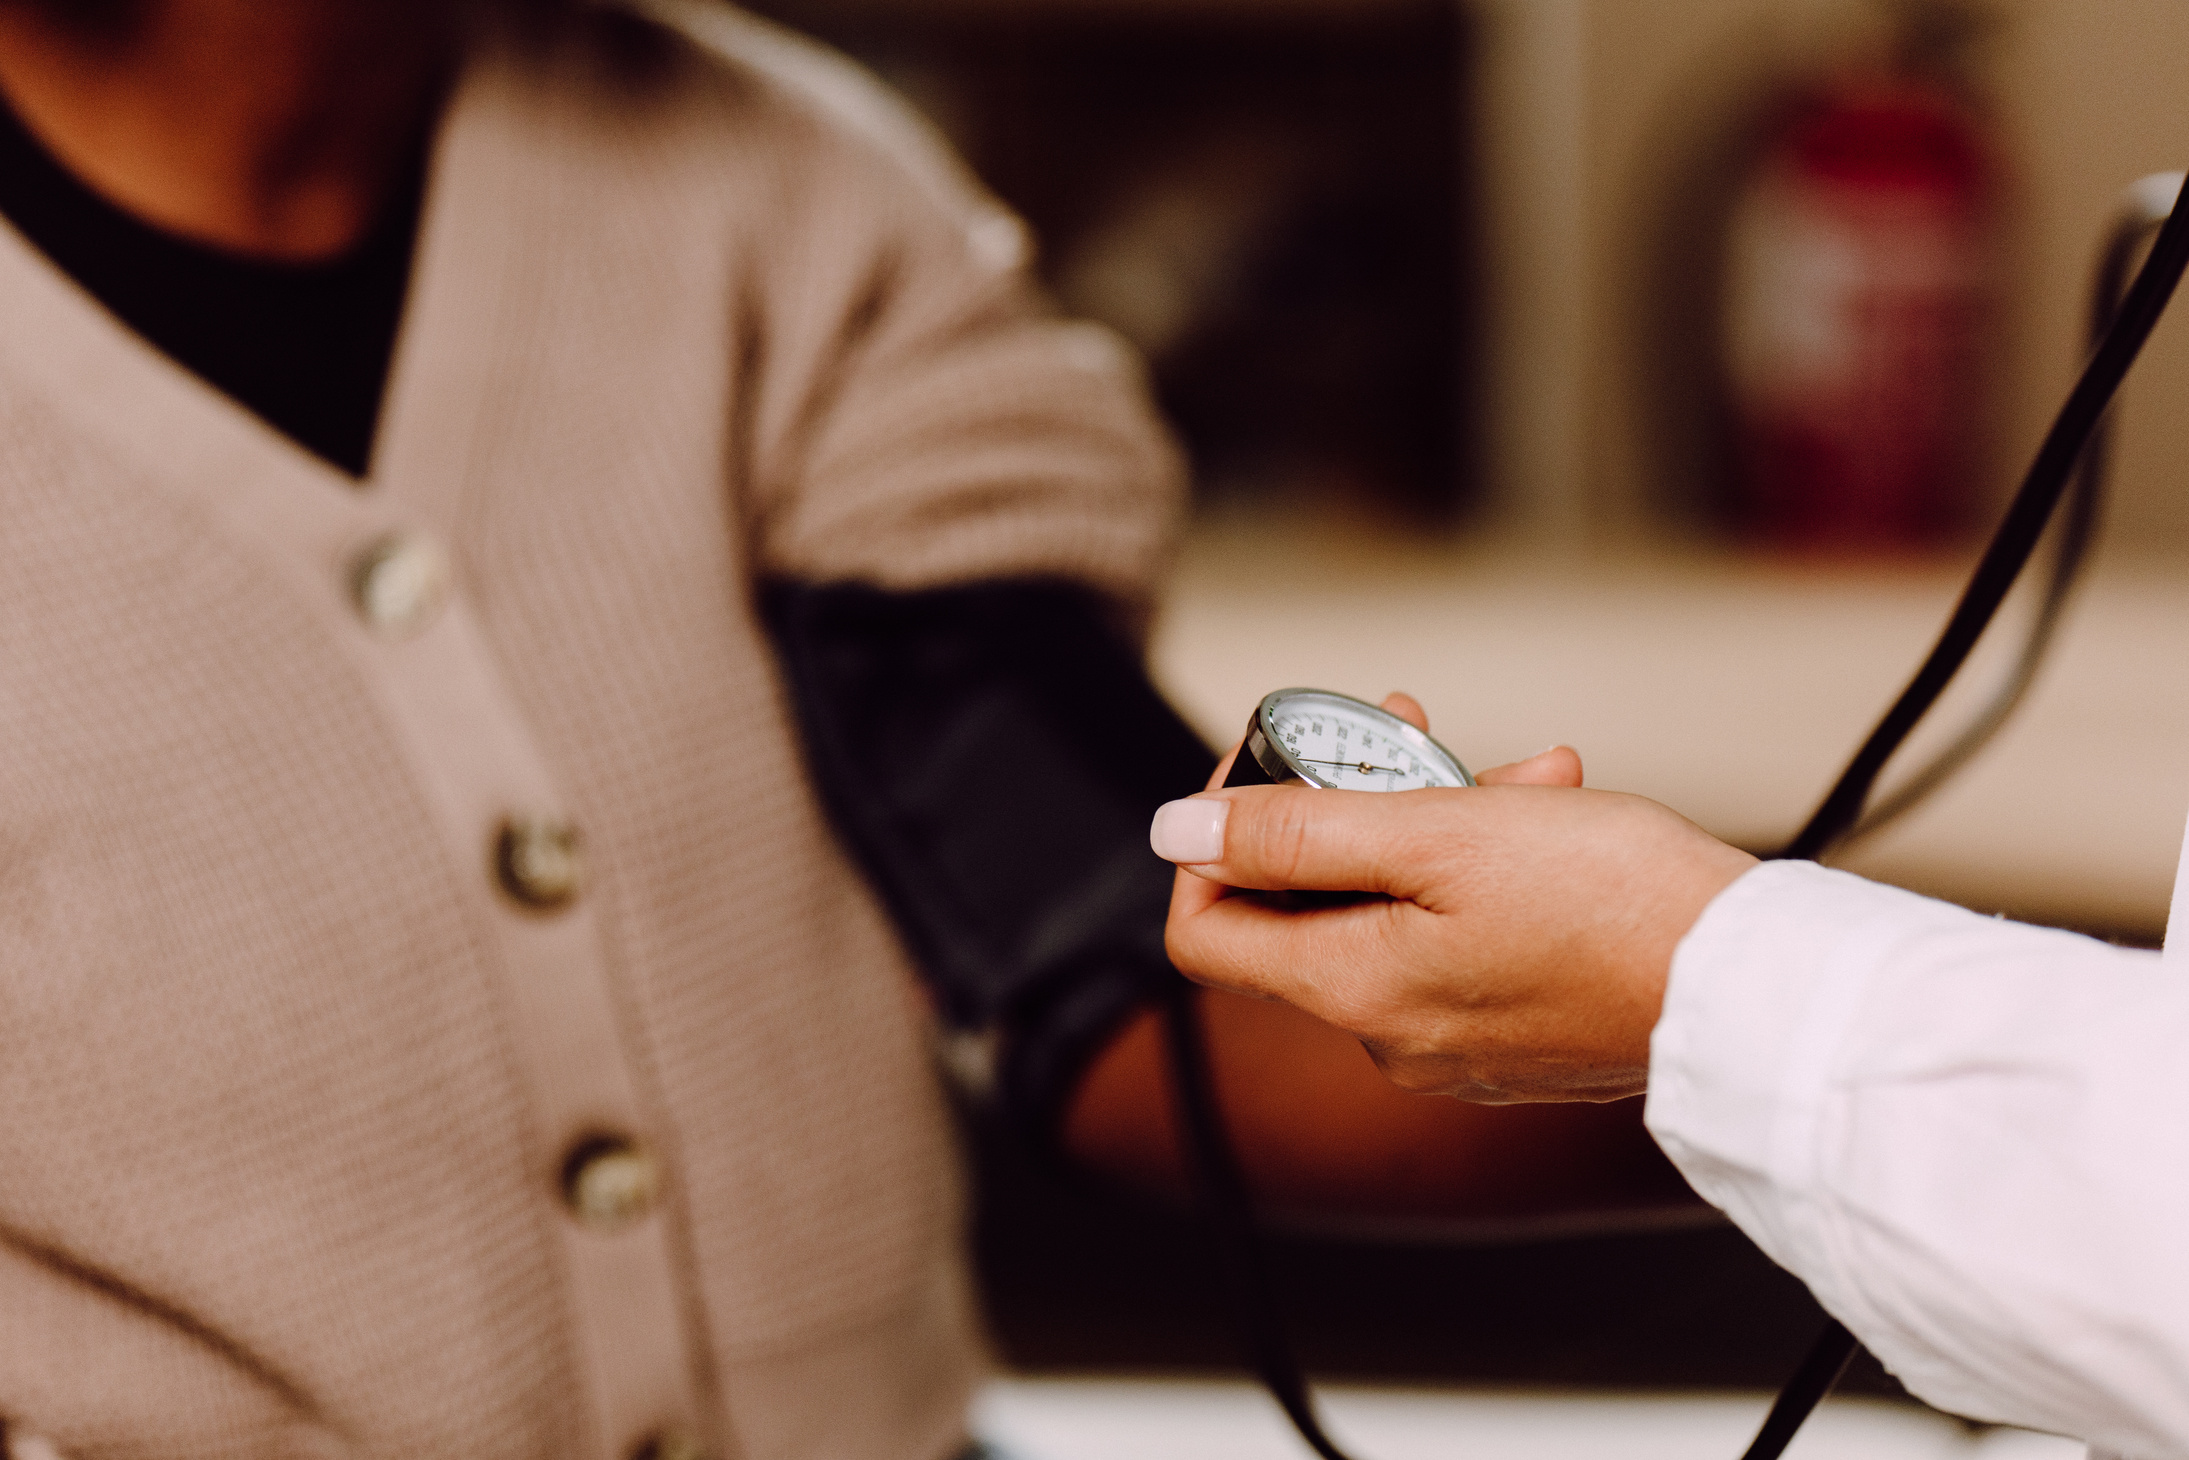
0,6 -> 1184,1458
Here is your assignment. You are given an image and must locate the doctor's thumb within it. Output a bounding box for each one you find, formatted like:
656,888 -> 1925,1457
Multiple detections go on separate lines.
1149,785 -> 1419,895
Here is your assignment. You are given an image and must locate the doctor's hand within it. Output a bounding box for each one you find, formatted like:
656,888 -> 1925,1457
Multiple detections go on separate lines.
1151,705 -> 1755,1104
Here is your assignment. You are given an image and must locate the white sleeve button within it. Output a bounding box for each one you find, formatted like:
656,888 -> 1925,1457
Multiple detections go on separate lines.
493,815 -> 583,911
629,1430 -> 709,1460
561,1135 -> 663,1231
349,532 -> 449,638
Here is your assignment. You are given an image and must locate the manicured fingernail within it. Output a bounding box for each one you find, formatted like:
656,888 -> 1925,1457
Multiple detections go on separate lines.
1151,797 -> 1228,864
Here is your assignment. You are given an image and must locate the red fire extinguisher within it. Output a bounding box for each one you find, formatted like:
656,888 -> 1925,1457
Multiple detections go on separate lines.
1723,12 -> 1999,551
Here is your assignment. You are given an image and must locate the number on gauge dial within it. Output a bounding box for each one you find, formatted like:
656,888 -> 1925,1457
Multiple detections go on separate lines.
1264,692 -> 1468,791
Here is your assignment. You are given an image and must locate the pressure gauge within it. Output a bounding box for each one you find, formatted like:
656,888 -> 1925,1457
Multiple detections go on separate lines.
1222,688 -> 1473,792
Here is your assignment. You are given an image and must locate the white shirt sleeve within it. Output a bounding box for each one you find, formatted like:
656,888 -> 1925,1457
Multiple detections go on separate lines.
1643,860 -> 2189,1456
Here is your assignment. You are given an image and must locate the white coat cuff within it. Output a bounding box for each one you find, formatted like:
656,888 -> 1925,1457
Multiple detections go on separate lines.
1644,859 -> 1938,1324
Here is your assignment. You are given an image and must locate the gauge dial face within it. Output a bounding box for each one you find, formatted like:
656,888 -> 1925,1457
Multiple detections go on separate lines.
1259,690 -> 1472,791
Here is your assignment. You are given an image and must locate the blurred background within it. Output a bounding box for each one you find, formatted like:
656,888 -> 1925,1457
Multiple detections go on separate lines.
741,0 -> 2189,1448
745,0 -> 2189,937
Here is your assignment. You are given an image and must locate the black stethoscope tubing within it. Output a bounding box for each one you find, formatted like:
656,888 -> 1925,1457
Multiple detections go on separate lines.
1168,171 -> 2189,1460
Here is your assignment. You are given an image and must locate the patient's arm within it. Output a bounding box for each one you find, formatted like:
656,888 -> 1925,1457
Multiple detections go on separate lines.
1064,715 -> 1705,1226
769,583 -> 1702,1226
1063,990 -> 1703,1225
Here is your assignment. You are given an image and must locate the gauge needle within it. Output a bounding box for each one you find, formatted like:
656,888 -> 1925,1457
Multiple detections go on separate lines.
1295,757 -> 1404,775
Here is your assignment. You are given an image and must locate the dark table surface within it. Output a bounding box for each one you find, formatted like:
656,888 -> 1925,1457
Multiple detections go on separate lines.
969,1115 -> 1914,1403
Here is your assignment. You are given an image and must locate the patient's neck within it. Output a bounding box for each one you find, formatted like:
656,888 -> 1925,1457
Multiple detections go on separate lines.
0,0 -> 453,260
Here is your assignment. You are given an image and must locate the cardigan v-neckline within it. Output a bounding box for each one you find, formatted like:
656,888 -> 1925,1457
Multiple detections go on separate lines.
0,84 -> 429,479
0,36 -> 530,539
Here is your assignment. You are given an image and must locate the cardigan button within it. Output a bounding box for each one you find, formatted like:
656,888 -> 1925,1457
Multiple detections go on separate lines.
562,1136 -> 662,1231
494,816 -> 582,910
350,532 -> 448,638
630,1429 -> 708,1460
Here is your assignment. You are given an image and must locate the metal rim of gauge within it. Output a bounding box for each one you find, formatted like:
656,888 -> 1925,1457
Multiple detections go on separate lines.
1244,687 -> 1473,790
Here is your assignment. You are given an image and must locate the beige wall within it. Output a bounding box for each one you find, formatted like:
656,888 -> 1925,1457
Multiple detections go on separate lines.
1998,0 -> 2189,549
1477,0 -> 2189,552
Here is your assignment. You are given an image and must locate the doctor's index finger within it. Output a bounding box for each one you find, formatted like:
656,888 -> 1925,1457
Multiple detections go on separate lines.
1162,868 -> 1411,1007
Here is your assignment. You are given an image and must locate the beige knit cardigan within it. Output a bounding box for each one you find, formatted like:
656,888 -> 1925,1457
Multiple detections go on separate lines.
0,6 -> 1182,1458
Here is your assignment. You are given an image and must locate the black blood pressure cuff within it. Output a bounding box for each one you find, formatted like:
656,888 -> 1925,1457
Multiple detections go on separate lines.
763,578 -> 1217,1147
